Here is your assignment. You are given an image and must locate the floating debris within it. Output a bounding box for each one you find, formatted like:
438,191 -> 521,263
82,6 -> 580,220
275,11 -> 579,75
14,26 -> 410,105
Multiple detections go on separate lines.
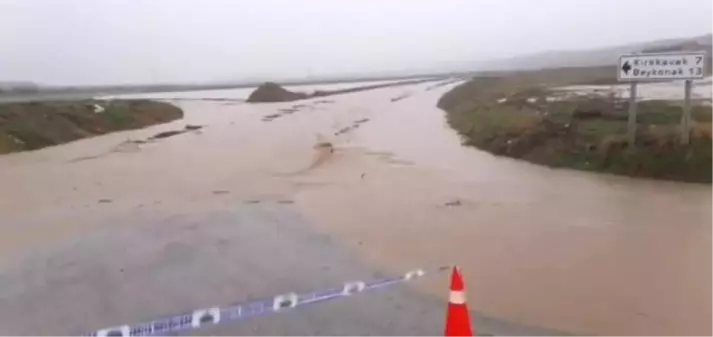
334,126 -> 353,135
391,93 -> 410,102
262,114 -> 282,122
185,124 -> 204,131
444,199 -> 462,207
149,130 -> 184,140
279,108 -> 298,114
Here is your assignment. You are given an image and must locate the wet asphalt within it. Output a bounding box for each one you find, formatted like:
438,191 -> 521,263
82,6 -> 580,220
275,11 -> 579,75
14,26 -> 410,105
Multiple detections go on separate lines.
0,203 -> 567,336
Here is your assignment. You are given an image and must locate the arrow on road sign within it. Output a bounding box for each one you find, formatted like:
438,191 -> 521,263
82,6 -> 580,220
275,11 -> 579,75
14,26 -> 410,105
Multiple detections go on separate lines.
622,61 -> 631,75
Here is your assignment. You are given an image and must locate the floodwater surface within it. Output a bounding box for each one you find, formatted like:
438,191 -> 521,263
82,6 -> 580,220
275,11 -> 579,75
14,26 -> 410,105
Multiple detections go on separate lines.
0,81 -> 710,335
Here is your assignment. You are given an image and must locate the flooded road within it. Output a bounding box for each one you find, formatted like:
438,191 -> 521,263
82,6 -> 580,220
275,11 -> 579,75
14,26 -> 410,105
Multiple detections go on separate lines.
0,81 -> 710,335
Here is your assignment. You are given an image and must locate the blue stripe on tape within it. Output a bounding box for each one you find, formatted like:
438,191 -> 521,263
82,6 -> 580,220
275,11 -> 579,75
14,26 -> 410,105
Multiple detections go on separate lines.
365,277 -> 402,289
87,266 -> 449,336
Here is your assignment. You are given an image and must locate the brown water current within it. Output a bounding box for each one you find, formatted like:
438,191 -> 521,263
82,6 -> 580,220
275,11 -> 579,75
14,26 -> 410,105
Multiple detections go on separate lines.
0,82 -> 710,335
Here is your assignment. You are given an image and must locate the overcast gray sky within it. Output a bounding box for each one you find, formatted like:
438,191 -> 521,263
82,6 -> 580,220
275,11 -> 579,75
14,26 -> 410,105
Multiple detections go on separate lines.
1,0 -> 711,85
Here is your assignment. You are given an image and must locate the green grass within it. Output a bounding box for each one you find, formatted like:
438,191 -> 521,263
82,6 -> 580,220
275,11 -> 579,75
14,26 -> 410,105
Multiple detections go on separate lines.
438,70 -> 713,183
6,126 -> 55,150
102,103 -> 134,129
0,100 -> 183,153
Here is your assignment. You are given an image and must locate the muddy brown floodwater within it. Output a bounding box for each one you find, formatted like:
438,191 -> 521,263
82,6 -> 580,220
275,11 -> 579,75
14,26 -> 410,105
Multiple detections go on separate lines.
0,81 -> 710,335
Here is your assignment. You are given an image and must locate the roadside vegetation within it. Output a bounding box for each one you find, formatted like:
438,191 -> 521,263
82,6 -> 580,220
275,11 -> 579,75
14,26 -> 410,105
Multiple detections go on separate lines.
0,100 -> 182,154
438,68 -> 712,183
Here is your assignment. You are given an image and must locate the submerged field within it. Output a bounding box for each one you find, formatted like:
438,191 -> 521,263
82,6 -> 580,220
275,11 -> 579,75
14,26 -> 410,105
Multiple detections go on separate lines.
438,69 -> 712,183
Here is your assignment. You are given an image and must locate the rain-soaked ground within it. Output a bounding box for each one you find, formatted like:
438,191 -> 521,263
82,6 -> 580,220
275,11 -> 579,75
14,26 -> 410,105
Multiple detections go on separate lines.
0,80 -> 710,335
552,76 -> 713,102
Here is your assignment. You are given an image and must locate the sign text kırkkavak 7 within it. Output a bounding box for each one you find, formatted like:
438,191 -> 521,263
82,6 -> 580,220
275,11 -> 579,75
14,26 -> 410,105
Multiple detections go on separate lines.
618,52 -> 707,81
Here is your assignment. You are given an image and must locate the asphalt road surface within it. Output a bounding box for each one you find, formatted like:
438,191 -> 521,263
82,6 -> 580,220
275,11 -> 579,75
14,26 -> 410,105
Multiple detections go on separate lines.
0,203 -> 564,335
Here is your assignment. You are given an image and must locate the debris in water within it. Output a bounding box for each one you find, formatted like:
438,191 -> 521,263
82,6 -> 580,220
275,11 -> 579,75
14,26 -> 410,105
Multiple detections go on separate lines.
390,93 -> 410,102
444,199 -> 462,207
149,130 -> 184,140
185,124 -> 204,131
279,108 -> 297,114
334,126 -> 352,135
147,124 -> 205,140
98,199 -> 113,204
313,141 -> 334,153
212,190 -> 230,195
262,113 -> 282,122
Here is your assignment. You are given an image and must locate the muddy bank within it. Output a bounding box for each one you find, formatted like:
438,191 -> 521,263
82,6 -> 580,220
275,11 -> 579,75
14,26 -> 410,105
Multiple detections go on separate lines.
246,78 -> 440,103
438,72 -> 712,183
0,100 -> 183,154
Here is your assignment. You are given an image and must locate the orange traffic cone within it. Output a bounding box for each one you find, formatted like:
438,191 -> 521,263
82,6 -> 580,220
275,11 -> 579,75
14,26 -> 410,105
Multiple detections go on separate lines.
444,266 -> 473,336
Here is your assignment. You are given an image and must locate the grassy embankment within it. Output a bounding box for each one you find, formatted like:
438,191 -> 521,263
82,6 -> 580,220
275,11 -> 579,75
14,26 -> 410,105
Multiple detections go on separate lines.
0,100 -> 182,154
438,67 -> 712,183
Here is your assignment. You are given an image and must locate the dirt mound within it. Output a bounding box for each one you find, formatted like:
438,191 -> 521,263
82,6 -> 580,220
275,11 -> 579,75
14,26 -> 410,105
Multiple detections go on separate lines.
247,78 -> 442,104
246,82 -> 308,103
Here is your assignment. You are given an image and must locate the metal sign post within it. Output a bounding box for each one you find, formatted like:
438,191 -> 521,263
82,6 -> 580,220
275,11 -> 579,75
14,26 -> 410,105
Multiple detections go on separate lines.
627,82 -> 638,149
617,52 -> 706,146
682,79 -> 692,144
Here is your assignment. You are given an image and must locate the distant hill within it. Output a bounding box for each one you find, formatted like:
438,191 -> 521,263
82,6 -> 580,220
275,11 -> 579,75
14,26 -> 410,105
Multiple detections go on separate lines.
475,34 -> 712,72
0,81 -> 40,93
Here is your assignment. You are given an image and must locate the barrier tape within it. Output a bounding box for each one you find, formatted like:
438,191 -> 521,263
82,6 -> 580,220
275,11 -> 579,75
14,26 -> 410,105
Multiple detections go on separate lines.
86,266 -> 450,336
